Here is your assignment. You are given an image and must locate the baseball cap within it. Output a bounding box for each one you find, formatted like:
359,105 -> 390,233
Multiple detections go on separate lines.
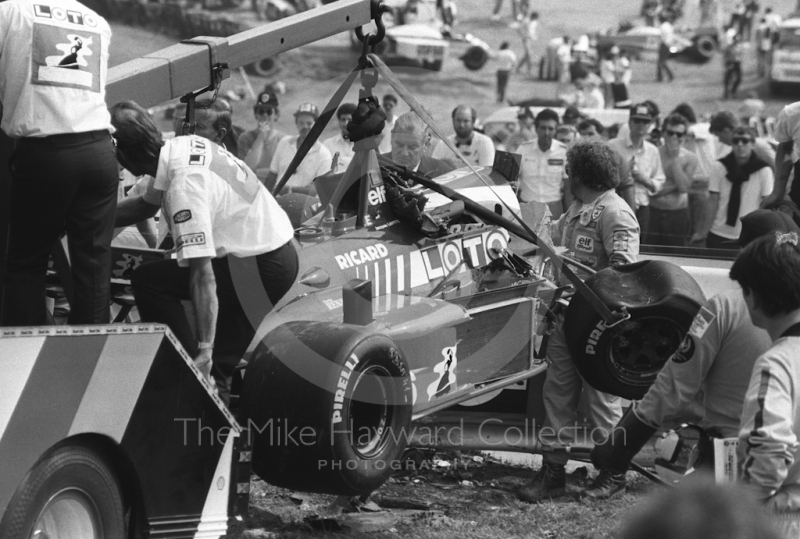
255,91 -> 279,109
630,102 -> 655,121
732,209 -> 800,247
294,103 -> 319,120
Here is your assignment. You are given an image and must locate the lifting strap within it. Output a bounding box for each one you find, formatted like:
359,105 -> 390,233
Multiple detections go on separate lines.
272,67 -> 361,196
367,53 -> 624,327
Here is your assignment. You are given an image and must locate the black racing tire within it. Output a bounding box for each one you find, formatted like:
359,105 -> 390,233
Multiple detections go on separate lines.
461,45 -> 488,71
563,260 -> 706,400
242,322 -> 413,495
691,35 -> 716,62
245,57 -> 281,78
0,444 -> 125,539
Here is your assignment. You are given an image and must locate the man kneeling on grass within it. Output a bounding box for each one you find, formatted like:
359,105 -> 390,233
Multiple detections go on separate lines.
587,209 -> 799,500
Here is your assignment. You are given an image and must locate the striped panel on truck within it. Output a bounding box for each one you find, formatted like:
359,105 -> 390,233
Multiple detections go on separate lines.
0,325 -> 243,539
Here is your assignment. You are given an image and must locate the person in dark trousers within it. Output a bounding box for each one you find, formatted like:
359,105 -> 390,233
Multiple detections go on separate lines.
111,101 -> 298,403
0,0 -> 119,326
495,42 -> 517,103
657,12 -> 676,82
724,34 -> 744,99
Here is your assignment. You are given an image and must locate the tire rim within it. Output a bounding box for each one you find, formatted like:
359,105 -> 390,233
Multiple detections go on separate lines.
348,365 -> 394,459
31,488 -> 101,539
607,317 -> 684,386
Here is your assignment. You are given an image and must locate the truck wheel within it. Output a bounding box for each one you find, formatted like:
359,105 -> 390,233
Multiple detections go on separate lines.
460,45 -> 488,71
0,445 -> 125,539
245,57 -> 280,78
242,322 -> 413,495
691,35 -> 716,62
563,260 -> 705,400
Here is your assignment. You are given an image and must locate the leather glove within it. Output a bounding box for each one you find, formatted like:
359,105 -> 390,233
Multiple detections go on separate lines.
591,408 -> 657,473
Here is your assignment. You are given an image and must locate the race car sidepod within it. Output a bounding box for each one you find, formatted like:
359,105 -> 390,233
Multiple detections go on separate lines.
241,321 -> 413,496
563,260 -> 706,400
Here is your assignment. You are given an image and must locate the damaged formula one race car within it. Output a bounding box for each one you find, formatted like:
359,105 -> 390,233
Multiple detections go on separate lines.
0,3 -> 709,537
238,41 -> 708,497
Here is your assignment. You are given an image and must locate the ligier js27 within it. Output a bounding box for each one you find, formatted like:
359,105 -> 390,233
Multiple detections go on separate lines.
0,1 -> 710,537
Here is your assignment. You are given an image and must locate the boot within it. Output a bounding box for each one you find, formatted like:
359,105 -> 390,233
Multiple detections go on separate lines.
581,469 -> 627,500
590,409 -> 657,474
518,462 -> 567,503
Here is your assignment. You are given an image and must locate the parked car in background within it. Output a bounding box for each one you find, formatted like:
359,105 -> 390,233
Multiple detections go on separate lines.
349,0 -> 449,71
595,23 -> 718,63
769,18 -> 800,95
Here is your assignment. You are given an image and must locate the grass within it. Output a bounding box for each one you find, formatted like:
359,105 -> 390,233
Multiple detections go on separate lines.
226,452 -> 658,538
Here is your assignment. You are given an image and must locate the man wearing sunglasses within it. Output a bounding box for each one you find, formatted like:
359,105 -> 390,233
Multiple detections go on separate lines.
238,91 -> 285,186
702,127 -> 774,249
648,113 -> 698,246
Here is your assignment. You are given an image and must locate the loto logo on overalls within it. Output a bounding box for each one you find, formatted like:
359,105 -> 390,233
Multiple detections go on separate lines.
585,319 -> 606,355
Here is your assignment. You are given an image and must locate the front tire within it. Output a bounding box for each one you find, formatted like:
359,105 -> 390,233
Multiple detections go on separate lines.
0,445 -> 125,539
242,322 -> 413,495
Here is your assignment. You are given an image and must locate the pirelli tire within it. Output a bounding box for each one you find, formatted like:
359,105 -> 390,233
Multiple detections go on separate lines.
563,260 -> 706,400
241,321 -> 413,496
0,444 -> 125,539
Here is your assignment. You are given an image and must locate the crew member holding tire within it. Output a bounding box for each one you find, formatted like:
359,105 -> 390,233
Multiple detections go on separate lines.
519,139 -> 639,503
109,101 -> 298,403
0,0 -> 118,326
588,209 -> 800,500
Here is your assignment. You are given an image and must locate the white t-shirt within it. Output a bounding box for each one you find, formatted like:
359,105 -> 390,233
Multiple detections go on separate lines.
323,132 -> 354,173
152,136 -> 294,266
773,101 -> 800,163
431,131 -> 496,169
496,49 -> 517,71
0,0 -> 112,137
709,160 -> 774,240
378,115 -> 397,155
516,139 -> 568,203
609,135 -> 666,208
269,135 -> 333,189
660,21 -> 675,46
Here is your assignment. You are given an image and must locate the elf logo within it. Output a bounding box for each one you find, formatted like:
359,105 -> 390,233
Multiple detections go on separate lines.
368,185 -> 387,206
585,320 -> 606,355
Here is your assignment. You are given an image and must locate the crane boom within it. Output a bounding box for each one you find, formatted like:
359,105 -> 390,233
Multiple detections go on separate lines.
106,0 -> 375,108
